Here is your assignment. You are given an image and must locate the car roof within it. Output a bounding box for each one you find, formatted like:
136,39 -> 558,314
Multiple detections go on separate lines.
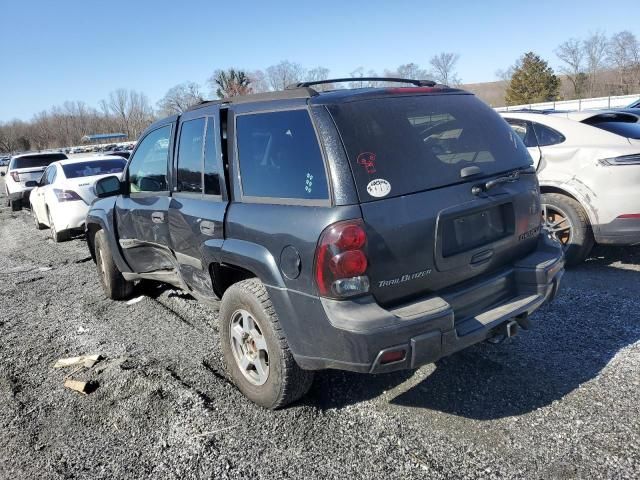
55,155 -> 127,166
547,110 -> 640,122
11,152 -> 68,160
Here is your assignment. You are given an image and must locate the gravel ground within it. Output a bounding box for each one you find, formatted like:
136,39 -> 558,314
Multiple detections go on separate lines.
0,178 -> 639,479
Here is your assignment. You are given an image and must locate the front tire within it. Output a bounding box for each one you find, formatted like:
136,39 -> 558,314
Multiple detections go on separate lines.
220,279 -> 313,409
94,229 -> 134,300
541,193 -> 594,266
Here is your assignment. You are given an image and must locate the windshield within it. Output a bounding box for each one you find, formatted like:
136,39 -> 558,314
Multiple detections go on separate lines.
10,153 -> 67,170
61,159 -> 126,178
327,94 -> 532,200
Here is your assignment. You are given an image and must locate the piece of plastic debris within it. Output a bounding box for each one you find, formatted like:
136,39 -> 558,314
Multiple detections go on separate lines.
126,296 -> 144,306
38,267 -> 53,272
54,354 -> 102,369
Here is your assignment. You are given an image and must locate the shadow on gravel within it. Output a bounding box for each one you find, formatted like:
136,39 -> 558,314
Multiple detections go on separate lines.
584,245 -> 640,267
309,247 -> 640,418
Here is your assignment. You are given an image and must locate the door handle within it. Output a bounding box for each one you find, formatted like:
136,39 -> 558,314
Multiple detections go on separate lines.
151,211 -> 165,224
200,220 -> 215,236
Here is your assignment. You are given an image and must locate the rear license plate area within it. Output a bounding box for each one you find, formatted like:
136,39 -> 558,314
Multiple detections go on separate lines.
442,203 -> 513,257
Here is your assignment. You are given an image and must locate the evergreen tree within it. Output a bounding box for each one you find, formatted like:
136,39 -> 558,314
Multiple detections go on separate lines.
505,52 -> 560,105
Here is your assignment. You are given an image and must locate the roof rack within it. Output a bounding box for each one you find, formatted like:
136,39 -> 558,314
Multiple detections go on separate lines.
287,77 -> 437,89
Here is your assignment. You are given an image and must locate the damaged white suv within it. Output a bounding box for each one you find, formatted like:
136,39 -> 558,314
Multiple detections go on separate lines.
501,110 -> 640,265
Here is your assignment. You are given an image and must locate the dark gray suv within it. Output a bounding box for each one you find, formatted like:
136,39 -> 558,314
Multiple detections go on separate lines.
86,78 -> 564,408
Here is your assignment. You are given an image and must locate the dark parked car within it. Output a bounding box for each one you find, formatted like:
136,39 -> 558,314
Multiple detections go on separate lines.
86,78 -> 564,408
103,150 -> 130,159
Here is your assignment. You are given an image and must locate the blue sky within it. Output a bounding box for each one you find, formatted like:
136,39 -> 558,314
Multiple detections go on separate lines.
1,0 -> 639,121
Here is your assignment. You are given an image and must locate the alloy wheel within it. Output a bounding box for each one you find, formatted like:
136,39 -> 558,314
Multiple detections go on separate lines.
542,203 -> 573,246
229,309 -> 270,386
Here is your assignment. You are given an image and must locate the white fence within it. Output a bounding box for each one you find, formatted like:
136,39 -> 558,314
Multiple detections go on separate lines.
495,93 -> 640,112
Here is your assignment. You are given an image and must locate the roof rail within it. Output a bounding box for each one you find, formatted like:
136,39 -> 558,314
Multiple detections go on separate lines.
287,77 -> 437,89
186,87 -> 318,112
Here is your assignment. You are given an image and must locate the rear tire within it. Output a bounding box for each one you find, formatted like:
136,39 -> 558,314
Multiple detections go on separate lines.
10,198 -> 21,211
48,208 -> 68,242
32,206 -> 46,230
94,229 -> 134,300
541,193 -> 594,266
220,278 -> 313,409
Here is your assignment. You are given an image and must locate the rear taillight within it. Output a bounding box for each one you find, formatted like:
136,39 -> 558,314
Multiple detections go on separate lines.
314,219 -> 370,299
10,172 -> 20,182
598,154 -> 640,166
54,189 -> 82,202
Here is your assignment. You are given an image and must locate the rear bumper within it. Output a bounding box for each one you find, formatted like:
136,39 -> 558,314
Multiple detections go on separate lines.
595,217 -> 640,246
52,202 -> 90,232
8,189 -> 32,202
269,234 -> 564,373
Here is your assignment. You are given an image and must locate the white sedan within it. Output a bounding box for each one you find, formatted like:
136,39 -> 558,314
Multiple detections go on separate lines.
500,110 -> 640,264
29,156 -> 126,242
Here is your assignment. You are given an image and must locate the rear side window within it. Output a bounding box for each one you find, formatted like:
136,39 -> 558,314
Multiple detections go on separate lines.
582,114 -> 640,140
236,110 -> 328,201
10,153 -> 67,170
177,118 -> 206,193
531,122 -> 565,146
62,159 -> 126,178
328,95 -> 532,200
204,118 -> 221,195
505,119 -> 538,148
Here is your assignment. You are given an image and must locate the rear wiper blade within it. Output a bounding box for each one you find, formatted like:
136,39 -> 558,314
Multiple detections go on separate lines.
472,170 -> 521,195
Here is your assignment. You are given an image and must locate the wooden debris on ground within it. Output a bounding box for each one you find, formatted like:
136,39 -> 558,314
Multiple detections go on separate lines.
53,354 -> 102,369
63,379 -> 98,395
54,354 -> 104,395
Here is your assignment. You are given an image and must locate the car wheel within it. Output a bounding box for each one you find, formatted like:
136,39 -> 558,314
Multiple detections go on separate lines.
47,208 -> 69,242
541,193 -> 594,266
220,278 -> 313,409
10,198 -> 21,212
94,229 -> 134,300
32,206 -> 46,230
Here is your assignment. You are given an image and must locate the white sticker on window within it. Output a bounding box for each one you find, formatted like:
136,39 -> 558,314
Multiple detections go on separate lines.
305,172 -> 314,193
366,178 -> 391,198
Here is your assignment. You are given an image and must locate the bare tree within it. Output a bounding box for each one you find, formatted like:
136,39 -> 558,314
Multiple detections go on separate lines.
584,31 -> 609,96
266,61 -> 305,90
429,53 -> 460,85
383,63 -> 431,83
247,70 -> 269,93
99,89 -> 153,140
157,82 -> 204,115
304,66 -> 333,90
608,31 -> 640,94
349,67 -> 381,88
494,67 -> 515,98
555,38 -> 586,97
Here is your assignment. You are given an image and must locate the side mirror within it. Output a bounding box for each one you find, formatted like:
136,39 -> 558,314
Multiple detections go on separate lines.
25,180 -> 38,188
95,175 -> 122,198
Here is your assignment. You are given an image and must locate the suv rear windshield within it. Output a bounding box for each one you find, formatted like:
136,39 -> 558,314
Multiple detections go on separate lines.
582,114 -> 640,139
62,159 -> 126,178
10,153 -> 67,170
328,94 -> 532,200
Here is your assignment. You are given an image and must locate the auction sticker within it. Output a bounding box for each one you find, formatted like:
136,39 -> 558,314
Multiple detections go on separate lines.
366,178 -> 391,198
